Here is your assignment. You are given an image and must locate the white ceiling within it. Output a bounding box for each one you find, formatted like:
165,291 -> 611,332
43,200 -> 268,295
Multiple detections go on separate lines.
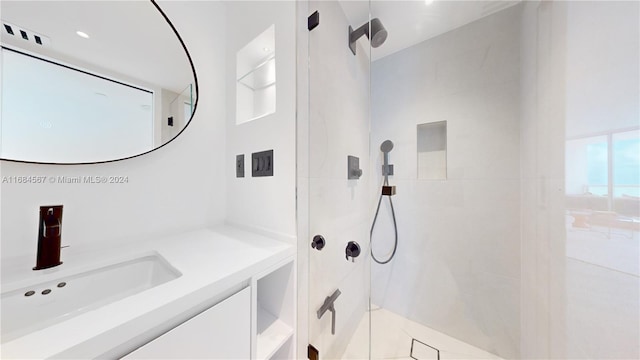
340,0 -> 521,61
1,0 -> 521,90
0,1 -> 193,93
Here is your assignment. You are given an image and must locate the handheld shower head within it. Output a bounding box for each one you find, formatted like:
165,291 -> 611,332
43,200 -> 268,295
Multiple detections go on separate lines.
380,140 -> 394,178
380,140 -> 394,153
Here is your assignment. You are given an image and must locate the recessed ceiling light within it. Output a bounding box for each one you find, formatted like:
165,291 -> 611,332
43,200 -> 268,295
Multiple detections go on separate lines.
425,0 -> 435,5
76,31 -> 90,39
263,47 -> 270,52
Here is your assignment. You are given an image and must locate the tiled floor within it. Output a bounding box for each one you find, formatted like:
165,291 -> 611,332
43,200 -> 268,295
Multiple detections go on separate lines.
342,307 -> 503,360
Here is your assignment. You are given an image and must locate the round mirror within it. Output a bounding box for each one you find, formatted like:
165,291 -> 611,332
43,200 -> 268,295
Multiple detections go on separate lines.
0,0 -> 197,164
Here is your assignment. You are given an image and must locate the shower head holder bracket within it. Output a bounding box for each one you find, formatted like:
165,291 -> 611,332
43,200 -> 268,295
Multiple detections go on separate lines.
382,185 -> 396,196
382,164 -> 394,176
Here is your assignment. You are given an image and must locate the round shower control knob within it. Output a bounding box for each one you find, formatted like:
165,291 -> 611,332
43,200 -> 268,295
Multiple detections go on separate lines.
345,241 -> 361,262
311,235 -> 326,251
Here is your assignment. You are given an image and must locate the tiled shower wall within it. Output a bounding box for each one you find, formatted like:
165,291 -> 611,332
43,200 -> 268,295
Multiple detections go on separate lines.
369,5 -> 523,358
305,1 -> 371,359
370,2 -> 639,359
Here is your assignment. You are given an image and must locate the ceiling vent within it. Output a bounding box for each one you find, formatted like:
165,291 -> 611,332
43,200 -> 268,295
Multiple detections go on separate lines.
1,21 -> 51,47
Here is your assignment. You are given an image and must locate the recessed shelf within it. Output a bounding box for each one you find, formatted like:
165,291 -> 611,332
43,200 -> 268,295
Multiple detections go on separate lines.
237,55 -> 276,91
417,121 -> 447,180
236,25 -> 276,124
245,112 -> 274,123
256,306 -> 294,360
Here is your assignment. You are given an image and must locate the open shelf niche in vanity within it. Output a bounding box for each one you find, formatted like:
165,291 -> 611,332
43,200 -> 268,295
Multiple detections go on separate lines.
252,259 -> 295,360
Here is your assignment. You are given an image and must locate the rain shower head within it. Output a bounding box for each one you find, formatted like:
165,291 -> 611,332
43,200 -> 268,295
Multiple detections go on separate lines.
369,18 -> 388,48
380,140 -> 394,153
349,17 -> 388,55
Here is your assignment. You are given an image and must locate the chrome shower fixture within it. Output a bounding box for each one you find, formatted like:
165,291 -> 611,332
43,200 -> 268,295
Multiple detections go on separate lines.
349,18 -> 388,55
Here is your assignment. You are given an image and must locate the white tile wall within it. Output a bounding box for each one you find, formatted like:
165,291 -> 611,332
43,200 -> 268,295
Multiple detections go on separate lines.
306,1 -> 371,359
369,5 -> 522,359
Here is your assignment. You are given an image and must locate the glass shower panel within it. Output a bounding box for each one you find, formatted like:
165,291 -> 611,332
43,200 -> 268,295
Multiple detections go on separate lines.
612,130 -> 640,198
563,2 -> 639,358
305,0 -> 638,359
367,1 -> 639,359
306,1 -> 372,359
369,1 -> 524,359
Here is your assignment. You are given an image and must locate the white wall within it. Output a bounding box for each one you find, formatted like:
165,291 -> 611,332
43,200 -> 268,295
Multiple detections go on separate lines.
0,1 -> 227,265
370,5 -> 522,358
224,1 -> 297,241
304,1 -> 371,359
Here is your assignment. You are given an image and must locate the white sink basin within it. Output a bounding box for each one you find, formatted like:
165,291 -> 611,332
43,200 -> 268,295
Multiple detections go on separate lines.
1,253 -> 181,343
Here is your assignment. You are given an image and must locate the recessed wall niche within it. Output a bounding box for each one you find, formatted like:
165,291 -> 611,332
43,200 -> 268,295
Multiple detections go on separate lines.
236,25 -> 276,124
417,121 -> 447,180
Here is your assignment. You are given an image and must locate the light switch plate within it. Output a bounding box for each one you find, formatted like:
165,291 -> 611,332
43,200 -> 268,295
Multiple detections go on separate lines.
252,150 -> 273,177
236,154 -> 244,178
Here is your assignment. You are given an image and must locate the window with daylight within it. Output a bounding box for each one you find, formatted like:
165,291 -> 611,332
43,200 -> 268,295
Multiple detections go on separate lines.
566,128 -> 640,209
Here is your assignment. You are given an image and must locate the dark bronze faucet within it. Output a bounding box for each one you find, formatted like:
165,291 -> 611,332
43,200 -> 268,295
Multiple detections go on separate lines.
33,205 -> 63,270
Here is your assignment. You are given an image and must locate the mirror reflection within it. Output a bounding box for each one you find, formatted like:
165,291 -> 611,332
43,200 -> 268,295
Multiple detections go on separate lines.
0,0 -> 196,164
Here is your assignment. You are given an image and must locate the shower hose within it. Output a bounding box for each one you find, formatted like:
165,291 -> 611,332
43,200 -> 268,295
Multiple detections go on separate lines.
370,176 -> 398,264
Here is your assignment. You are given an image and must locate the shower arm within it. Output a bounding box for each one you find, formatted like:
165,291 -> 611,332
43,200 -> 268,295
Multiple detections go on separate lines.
348,24 -> 368,55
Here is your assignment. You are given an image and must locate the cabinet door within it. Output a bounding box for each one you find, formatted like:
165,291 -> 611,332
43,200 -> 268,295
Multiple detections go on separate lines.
123,287 -> 250,359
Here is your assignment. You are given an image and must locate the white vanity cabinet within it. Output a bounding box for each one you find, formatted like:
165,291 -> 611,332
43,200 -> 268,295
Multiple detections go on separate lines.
123,287 -> 251,359
0,228 -> 295,360
120,256 -> 295,360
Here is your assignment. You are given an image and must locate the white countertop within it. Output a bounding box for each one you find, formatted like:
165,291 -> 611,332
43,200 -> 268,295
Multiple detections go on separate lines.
1,225 -> 294,359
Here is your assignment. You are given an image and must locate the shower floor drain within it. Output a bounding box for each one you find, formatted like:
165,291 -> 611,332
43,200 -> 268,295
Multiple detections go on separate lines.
410,338 -> 440,360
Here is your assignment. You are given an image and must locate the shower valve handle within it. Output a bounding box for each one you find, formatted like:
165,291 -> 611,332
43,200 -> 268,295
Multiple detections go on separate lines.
311,235 -> 326,251
345,241 -> 361,262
